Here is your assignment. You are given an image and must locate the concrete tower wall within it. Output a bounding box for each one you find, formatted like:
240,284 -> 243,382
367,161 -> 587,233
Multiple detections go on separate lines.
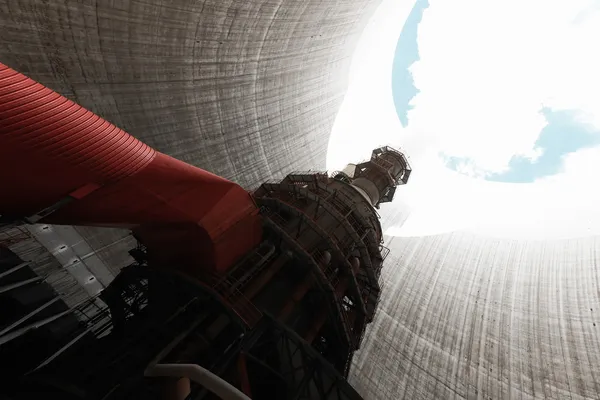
0,0 -> 380,296
1,0 -> 378,187
5,1 -> 600,399
351,232 -> 600,399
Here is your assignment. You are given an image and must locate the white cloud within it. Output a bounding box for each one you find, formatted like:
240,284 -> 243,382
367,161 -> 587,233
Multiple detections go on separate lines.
522,147 -> 544,163
408,0 -> 600,175
451,158 -> 487,179
328,0 -> 600,240
327,0 -> 413,171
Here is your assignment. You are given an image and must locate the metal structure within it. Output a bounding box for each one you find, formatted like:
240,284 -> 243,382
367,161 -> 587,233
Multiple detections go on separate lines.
335,147 -> 411,208
0,211 -> 397,399
2,252 -> 370,400
0,63 -> 410,399
3,2 -> 600,399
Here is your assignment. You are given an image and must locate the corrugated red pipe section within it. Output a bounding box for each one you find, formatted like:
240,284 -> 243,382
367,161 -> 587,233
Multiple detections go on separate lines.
0,62 -> 262,273
0,62 -> 156,214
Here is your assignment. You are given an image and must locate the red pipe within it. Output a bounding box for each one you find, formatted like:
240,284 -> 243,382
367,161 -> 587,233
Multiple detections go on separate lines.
0,62 -> 261,273
304,308 -> 328,344
243,255 -> 288,299
237,353 -> 253,397
278,273 -> 313,320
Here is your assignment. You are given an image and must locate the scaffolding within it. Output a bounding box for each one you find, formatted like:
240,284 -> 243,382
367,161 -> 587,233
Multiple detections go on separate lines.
2,143 -> 409,399
251,164 -> 406,375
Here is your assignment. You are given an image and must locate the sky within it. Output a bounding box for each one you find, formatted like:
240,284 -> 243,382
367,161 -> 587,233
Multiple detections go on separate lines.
392,0 -> 600,184
449,108 -> 600,183
328,0 -> 600,240
392,0 -> 429,128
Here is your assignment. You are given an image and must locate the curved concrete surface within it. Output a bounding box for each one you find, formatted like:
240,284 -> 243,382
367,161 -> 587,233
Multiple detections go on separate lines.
3,1 -> 600,400
351,233 -> 600,399
1,0 -> 377,187
0,0 -> 379,300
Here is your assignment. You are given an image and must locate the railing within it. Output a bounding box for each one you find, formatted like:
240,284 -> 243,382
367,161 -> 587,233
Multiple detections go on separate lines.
276,185 -> 364,258
260,200 -> 365,348
374,146 -> 411,168
346,213 -> 366,238
265,175 -> 378,241
72,297 -> 113,336
25,295 -> 112,371
262,207 -> 354,327
379,245 -> 390,262
330,171 -> 352,183
287,171 -> 329,183
262,209 -> 341,293
371,156 -> 394,172
209,273 -> 263,328
327,193 -> 353,217
373,146 -> 412,184
262,187 -> 382,301
226,242 -> 276,294
339,306 -> 355,347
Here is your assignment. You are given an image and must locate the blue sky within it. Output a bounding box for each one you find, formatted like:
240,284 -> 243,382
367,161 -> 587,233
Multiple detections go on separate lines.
391,0 -> 600,183
332,0 -> 600,239
392,0 -> 429,127
444,109 -> 600,182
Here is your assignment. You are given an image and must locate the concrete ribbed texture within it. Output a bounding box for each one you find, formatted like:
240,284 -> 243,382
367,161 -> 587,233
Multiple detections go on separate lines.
0,0 -> 378,291
350,233 -> 600,399
1,0 -> 376,187
3,1 -> 600,399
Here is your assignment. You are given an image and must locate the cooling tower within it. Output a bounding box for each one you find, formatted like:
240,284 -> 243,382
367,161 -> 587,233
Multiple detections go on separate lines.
0,0 -> 380,280
350,233 -> 600,399
2,1 -> 600,399
1,0 -> 377,184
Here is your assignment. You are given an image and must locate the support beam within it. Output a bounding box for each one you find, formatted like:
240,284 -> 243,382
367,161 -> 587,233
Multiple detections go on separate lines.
0,306 -> 74,346
0,276 -> 42,294
34,326 -> 94,370
0,261 -> 29,279
0,297 -> 61,338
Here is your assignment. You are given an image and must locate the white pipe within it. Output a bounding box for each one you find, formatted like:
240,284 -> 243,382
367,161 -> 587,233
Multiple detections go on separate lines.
145,363 -> 251,400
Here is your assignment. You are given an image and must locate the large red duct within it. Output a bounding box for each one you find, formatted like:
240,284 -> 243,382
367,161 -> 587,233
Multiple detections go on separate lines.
0,62 -> 262,274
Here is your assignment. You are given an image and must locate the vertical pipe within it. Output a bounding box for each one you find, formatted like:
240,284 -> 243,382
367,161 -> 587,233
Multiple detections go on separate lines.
243,254 -> 289,299
162,378 -> 191,400
278,273 -> 313,321
304,308 -> 329,344
237,353 -> 253,397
